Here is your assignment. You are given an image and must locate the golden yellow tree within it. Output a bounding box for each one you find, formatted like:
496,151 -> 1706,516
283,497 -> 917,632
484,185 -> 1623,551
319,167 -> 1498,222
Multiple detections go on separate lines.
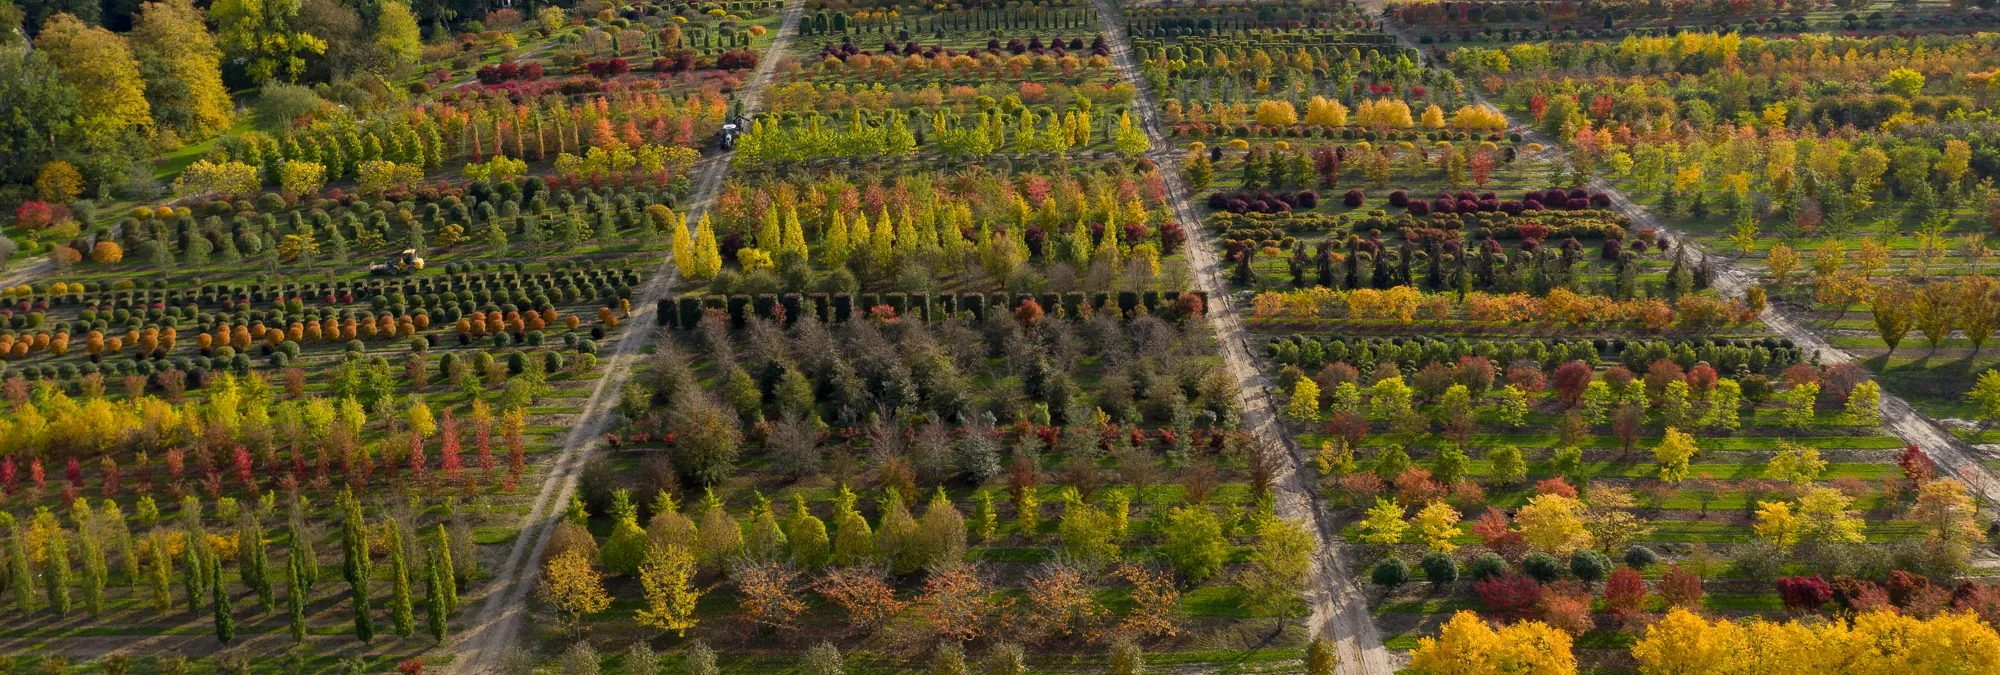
1911,478 -> 1986,575
131,0 -> 232,138
35,14 -> 151,131
634,544 -> 701,637
538,549 -> 610,636
1412,501 -> 1462,553
1633,607 -> 2000,674
1515,494 -> 1593,555
1409,611 -> 1576,675
1654,427 -> 1697,485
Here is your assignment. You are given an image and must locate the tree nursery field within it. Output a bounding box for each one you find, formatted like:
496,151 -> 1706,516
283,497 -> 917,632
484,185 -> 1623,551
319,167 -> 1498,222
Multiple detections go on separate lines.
5,0 -> 2000,672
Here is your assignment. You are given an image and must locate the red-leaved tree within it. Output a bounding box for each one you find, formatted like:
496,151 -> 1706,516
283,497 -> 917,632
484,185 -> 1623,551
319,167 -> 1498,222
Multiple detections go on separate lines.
1470,508 -> 1524,559
1777,574 -> 1832,613
1604,566 -> 1647,617
1658,565 -> 1703,609
1551,361 -> 1593,406
1474,573 -> 1543,620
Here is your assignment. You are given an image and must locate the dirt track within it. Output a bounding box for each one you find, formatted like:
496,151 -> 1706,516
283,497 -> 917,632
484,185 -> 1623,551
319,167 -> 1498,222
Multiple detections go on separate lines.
446,2 -> 808,670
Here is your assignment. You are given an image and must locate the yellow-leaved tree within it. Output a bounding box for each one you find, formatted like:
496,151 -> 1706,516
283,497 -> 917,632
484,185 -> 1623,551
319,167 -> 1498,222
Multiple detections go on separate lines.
132,0 -> 233,139
35,14 -> 151,131
1409,611 -> 1576,675
1358,498 -> 1408,546
1515,493 -> 1592,555
1412,501 -> 1462,553
538,549 -> 610,637
1633,608 -> 2000,674
635,543 -> 701,637
1653,427 -> 1697,484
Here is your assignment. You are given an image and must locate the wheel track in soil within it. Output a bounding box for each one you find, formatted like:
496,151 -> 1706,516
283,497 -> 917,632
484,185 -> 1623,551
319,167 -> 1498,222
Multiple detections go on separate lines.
447,1 -> 806,670
1377,18 -> 2000,506
1093,2 -> 1396,672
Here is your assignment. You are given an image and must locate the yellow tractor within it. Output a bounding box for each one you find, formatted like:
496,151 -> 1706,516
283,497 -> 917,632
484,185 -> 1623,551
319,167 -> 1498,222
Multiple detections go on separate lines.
369,249 -> 425,275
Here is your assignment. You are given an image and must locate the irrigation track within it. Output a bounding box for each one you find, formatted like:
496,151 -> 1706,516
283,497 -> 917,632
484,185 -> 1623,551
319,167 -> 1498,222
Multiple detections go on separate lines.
1376,18 -> 2000,506
446,1 -> 806,670
1093,2 -> 1395,672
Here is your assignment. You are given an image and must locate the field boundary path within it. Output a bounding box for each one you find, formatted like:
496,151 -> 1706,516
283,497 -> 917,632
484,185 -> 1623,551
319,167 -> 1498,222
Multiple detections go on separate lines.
447,1 -> 806,670
1377,18 -> 2000,506
1093,2 -> 1396,672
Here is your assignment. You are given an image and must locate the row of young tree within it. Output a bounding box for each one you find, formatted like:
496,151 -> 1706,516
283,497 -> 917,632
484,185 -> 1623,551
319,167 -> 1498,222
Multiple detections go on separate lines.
1,489 -> 468,647
539,477 -> 1316,647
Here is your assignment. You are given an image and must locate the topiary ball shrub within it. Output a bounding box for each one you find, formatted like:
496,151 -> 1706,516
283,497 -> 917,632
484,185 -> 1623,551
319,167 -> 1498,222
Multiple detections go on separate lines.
1388,190 -> 1408,207
1522,552 -> 1563,582
1569,550 -> 1610,582
1371,557 -> 1410,588
1420,552 -> 1458,585
1590,193 -> 1612,208
1468,552 -> 1508,581
1624,545 -> 1658,569
1407,201 -> 1430,216
1343,189 -> 1364,207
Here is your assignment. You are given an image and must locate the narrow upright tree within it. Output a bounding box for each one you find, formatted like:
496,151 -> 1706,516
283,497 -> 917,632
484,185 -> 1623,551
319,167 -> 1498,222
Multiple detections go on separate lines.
4,515 -> 35,612
183,534 -> 206,612
343,495 -> 374,642
149,536 -> 173,614
287,545 -> 308,643
435,524 -> 458,612
45,521 -> 74,616
212,563 -> 235,643
75,503 -> 107,616
389,519 -> 415,636
240,514 -> 273,611
425,546 -> 449,645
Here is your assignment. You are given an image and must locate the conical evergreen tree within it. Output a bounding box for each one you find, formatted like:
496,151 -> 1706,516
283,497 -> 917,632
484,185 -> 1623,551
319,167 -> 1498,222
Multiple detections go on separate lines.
435,524 -> 458,612
425,547 -> 449,645
213,563 -> 235,644
5,515 -> 35,612
389,520 -> 414,637
45,523 -> 73,617
287,545 -> 308,643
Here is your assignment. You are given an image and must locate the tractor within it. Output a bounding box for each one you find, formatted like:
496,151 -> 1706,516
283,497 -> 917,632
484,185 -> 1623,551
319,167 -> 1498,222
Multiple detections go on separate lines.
369,249 -> 425,275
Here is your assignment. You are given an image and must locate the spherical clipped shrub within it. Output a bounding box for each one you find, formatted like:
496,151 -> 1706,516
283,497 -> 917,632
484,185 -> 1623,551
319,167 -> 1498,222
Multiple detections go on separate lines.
1521,552 -> 1563,583
1407,200 -> 1430,216
1623,545 -> 1658,569
345,339 -> 365,353
1296,191 -> 1318,208
1569,550 -> 1610,582
577,339 -> 598,354
1522,198 -> 1543,211
1388,190 -> 1408,207
1371,557 -> 1410,588
1343,189 -> 1365,208
1589,193 -> 1612,208
1468,552 -> 1508,581
1431,197 -> 1453,214
1420,552 -> 1458,585
1565,198 -> 1589,210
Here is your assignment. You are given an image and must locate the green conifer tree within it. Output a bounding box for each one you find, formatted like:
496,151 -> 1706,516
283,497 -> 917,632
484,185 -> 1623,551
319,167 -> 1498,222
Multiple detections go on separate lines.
389,520 -> 414,637
213,563 -> 235,643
